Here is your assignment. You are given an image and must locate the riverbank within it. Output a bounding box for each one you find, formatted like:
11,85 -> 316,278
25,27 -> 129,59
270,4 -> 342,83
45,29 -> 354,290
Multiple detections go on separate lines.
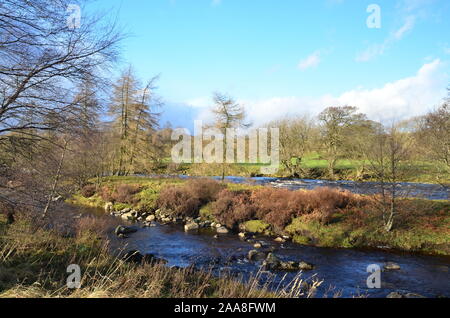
70,176 -> 450,256
0,212 -> 317,298
158,154 -> 450,184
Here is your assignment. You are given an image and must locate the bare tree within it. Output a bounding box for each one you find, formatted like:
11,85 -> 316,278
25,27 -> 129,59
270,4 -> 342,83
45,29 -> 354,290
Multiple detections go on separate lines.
210,92 -> 249,181
416,102 -> 450,184
318,106 -> 367,179
362,124 -> 413,232
269,115 -> 316,177
0,0 -> 122,215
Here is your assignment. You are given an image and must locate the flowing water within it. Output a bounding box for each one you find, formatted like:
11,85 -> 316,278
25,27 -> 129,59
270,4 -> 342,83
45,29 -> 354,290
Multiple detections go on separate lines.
109,222 -> 449,298
168,175 -> 448,201
96,175 -> 449,297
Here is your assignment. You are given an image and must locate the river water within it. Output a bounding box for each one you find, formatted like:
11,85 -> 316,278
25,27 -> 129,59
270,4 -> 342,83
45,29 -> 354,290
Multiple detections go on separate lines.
109,222 -> 449,298
168,175 -> 448,201
103,176 -> 449,298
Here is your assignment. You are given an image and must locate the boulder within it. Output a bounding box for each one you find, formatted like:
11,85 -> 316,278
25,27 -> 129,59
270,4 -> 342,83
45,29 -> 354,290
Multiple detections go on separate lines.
253,243 -> 262,249
278,261 -> 299,271
238,232 -> 248,239
184,222 -> 199,232
121,212 -> 135,221
274,237 -> 286,243
384,262 -> 401,270
114,225 -> 138,236
386,292 -> 404,298
404,293 -> 426,298
216,226 -> 229,234
104,202 -> 113,213
263,253 -> 280,270
298,261 -> 314,271
247,250 -> 267,261
145,215 -> 156,222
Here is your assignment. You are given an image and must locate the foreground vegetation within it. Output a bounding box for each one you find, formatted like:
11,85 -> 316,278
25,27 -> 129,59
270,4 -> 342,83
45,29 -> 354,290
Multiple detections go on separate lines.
72,177 -> 450,256
0,213 -> 320,298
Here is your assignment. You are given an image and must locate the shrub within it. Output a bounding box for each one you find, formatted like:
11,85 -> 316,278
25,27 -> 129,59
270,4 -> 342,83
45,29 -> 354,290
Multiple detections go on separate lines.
251,188 -> 297,231
212,190 -> 256,229
157,179 -> 225,218
100,186 -> 114,202
99,184 -> 141,204
81,184 -> 96,198
157,186 -> 201,218
187,178 -> 225,205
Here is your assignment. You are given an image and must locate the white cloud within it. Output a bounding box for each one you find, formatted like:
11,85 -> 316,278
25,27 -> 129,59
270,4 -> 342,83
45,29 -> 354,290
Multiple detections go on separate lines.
298,51 -> 321,70
356,16 -> 415,62
204,59 -> 447,127
393,16 -> 415,40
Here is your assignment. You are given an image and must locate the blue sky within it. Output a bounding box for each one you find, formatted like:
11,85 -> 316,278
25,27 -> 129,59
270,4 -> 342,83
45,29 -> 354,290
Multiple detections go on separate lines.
88,0 -> 450,128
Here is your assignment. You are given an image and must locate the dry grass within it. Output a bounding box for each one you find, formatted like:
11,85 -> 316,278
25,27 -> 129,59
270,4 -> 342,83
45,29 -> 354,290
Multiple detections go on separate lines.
0,212 -> 320,298
212,187 -> 365,232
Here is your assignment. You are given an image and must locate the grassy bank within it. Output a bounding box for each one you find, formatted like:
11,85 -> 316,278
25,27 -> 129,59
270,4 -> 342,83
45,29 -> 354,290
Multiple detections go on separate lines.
0,213 -> 319,298
159,153 -> 450,184
72,177 -> 450,256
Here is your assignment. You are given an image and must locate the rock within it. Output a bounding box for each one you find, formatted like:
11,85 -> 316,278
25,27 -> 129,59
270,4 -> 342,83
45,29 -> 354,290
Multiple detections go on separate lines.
215,223 -> 222,228
238,232 -> 248,239
145,215 -> 155,222
386,292 -> 404,298
253,243 -> 262,249
274,237 -> 286,243
211,222 -> 216,228
213,234 -> 218,239
384,262 -> 401,270
121,212 -> 135,220
247,250 -> 267,261
278,261 -> 299,271
161,217 -> 172,223
263,253 -> 280,270
117,234 -> 128,239
404,293 -> 426,298
121,208 -> 132,213
216,226 -> 229,234
104,202 -> 113,213
184,222 -> 199,232
115,225 -> 138,236
298,261 -> 314,271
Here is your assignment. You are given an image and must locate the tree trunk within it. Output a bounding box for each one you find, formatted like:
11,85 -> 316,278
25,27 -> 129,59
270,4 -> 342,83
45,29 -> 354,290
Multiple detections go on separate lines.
42,140 -> 68,219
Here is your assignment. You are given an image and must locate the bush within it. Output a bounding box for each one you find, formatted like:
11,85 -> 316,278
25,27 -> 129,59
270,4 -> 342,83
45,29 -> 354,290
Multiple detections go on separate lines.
99,184 -> 141,205
81,184 -> 96,198
251,188 -> 297,231
157,179 -> 225,219
212,190 -> 256,229
157,186 -> 201,218
187,178 -> 225,205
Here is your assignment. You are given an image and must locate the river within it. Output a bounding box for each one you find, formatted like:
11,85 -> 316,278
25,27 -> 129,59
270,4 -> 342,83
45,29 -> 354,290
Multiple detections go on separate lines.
100,176 -> 449,298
